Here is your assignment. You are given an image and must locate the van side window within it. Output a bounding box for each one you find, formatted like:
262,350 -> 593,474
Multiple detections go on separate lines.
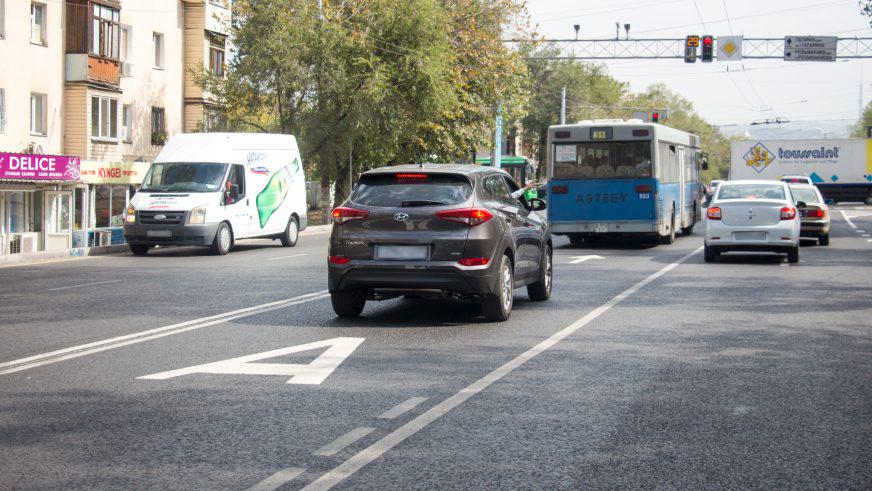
229,164 -> 245,197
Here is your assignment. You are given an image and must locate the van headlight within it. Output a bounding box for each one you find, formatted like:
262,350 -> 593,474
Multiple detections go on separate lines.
189,205 -> 207,224
126,205 -> 136,223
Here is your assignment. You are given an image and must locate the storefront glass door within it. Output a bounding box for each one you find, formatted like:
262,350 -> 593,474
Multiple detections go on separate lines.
45,191 -> 72,251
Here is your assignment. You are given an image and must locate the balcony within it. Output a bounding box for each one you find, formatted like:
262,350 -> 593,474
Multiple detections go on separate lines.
65,54 -> 120,87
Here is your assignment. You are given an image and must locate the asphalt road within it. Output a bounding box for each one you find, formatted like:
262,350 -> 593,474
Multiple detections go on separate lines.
1,207 -> 871,490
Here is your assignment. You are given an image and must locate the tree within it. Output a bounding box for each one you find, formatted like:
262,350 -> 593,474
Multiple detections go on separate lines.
197,0 -> 531,215
851,99 -> 872,137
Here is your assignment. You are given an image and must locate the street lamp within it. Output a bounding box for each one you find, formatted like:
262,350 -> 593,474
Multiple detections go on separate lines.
573,24 -> 580,40
624,23 -> 631,40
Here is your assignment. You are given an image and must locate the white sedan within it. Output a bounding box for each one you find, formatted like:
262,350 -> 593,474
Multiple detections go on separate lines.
704,180 -> 801,263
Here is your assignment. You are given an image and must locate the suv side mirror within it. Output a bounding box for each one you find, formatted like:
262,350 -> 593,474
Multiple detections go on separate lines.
528,197 -> 547,211
536,184 -> 547,198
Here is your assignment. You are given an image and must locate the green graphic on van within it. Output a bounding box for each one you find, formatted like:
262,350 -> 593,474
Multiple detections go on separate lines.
256,166 -> 292,228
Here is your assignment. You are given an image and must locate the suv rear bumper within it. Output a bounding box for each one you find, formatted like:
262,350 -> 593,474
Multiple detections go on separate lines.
329,261 -> 498,295
124,222 -> 220,246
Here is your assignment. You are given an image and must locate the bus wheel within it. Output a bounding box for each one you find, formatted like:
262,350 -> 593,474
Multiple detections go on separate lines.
568,234 -> 584,246
681,209 -> 695,235
661,210 -> 676,244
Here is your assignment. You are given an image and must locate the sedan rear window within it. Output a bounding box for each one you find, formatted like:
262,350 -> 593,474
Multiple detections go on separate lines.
351,173 -> 473,207
718,184 -> 786,200
791,188 -> 821,204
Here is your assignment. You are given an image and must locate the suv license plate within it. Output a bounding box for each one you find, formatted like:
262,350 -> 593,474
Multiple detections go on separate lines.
375,245 -> 429,260
594,223 -> 608,233
146,229 -> 172,238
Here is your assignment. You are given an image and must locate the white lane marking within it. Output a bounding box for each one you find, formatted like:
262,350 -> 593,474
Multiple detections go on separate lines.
862,234 -> 871,237
313,427 -> 376,457
0,256 -> 101,270
268,254 -> 308,261
568,255 -> 605,264
139,337 -> 364,384
840,210 -> 858,230
301,247 -> 703,491
46,279 -> 122,291
378,397 -> 428,420
867,239 -> 872,242
246,467 -> 306,491
0,290 -> 330,376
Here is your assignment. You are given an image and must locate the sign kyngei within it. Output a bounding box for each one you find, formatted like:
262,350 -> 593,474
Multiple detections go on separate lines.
79,160 -> 151,185
0,153 -> 81,181
784,36 -> 837,62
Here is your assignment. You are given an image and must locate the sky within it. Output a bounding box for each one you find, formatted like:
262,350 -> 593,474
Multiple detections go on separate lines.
523,0 -> 872,133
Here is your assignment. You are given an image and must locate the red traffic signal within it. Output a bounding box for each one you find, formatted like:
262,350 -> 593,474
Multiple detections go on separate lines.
652,112 -> 660,123
701,35 -> 714,62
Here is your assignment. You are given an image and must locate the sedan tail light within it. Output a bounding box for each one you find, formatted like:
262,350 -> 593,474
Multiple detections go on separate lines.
780,207 -> 797,220
436,208 -> 494,227
331,207 -> 369,224
805,209 -> 825,218
706,207 -> 722,220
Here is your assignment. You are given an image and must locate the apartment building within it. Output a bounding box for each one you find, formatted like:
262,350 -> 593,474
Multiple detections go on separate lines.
0,0 -> 231,256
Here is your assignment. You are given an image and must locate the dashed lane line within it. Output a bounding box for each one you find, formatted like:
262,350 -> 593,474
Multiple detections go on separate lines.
246,468 -> 306,491
313,427 -> 376,457
378,397 -> 428,420
47,279 -> 122,291
299,246 -> 703,491
0,290 -> 330,376
268,253 -> 308,261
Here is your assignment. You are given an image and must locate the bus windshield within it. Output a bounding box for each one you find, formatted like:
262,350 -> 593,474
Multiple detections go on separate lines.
553,141 -> 652,179
140,163 -> 228,193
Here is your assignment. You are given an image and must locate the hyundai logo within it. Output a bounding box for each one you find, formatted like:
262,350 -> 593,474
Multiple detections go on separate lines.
393,213 -> 410,222
154,214 -> 166,220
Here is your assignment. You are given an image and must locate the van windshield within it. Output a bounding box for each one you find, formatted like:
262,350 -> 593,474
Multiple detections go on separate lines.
140,163 -> 228,193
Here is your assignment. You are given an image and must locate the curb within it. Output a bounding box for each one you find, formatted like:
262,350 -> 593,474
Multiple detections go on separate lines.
0,244 -> 130,268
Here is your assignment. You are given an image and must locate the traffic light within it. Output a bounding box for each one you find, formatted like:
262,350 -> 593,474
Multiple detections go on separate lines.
701,35 -> 714,62
651,110 -> 668,124
685,35 -> 699,63
652,111 -> 661,123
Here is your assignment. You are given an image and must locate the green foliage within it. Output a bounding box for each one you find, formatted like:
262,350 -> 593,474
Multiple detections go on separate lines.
850,99 -> 872,138
196,0 -> 531,204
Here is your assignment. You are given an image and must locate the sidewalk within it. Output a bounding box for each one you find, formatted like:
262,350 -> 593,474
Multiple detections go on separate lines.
0,224 -> 334,269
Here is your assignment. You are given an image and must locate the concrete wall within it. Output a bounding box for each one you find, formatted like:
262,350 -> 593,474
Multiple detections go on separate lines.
0,0 -> 66,155
120,0 -> 185,162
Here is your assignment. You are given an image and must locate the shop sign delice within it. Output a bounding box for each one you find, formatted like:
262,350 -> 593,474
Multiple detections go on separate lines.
0,153 -> 81,181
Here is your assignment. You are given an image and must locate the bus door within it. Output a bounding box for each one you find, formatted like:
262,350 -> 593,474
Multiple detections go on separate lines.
677,146 -> 686,228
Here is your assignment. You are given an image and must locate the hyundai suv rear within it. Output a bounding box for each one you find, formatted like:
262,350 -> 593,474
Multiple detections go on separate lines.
328,164 -> 552,321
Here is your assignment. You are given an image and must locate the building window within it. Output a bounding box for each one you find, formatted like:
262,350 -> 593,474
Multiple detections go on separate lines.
203,109 -> 226,132
209,0 -> 229,8
209,45 -> 225,77
94,185 -> 127,228
0,88 -> 6,134
31,2 -> 46,45
151,107 -> 166,145
90,3 -> 120,59
152,32 -> 164,69
121,104 -> 131,142
91,96 -> 119,140
30,93 -> 46,135
120,25 -> 132,61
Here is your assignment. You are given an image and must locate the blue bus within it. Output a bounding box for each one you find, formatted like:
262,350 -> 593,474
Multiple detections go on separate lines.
546,120 -> 703,244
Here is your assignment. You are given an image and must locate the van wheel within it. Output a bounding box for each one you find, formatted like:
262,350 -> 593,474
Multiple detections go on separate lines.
280,216 -> 299,247
527,245 -> 552,301
661,210 -> 676,244
818,234 -> 830,246
331,289 -> 366,318
129,244 -> 150,256
787,246 -> 800,264
482,254 -> 513,322
211,223 -> 232,255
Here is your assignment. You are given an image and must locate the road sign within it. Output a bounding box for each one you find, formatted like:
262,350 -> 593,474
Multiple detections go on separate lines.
718,36 -> 743,61
784,36 -> 837,61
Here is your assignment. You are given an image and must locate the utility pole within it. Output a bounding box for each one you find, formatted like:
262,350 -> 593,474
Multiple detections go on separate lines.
348,139 -> 353,197
560,87 -> 567,125
492,104 -> 503,169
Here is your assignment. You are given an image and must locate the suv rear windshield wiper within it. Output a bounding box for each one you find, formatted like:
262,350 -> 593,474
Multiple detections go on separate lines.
401,200 -> 447,207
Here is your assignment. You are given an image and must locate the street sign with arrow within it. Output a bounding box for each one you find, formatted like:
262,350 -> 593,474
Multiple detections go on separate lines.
784,36 -> 837,62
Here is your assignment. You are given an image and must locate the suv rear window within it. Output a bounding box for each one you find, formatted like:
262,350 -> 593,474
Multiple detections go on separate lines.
351,173 -> 473,207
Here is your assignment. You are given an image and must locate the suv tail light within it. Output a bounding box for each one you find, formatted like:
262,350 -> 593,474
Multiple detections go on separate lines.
706,206 -> 722,220
457,257 -> 489,267
328,255 -> 351,264
805,209 -> 825,218
780,207 -> 797,220
331,207 -> 369,224
436,208 -> 494,227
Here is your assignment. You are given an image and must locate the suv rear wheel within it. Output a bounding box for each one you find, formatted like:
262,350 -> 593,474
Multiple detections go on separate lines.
527,245 -> 552,301
130,244 -> 151,256
331,289 -> 366,318
482,254 -> 513,322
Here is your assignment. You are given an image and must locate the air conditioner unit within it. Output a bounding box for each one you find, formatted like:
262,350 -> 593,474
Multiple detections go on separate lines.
95,230 -> 112,247
122,62 -> 134,77
20,232 -> 39,253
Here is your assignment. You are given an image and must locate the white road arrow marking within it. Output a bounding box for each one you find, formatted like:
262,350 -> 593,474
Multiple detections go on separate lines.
139,337 -> 364,384
568,255 -> 605,264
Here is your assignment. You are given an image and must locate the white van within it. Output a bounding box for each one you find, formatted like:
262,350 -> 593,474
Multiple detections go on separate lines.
124,133 -> 307,255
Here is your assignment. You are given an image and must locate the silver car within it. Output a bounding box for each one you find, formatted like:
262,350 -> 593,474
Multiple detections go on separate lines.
704,180 -> 801,263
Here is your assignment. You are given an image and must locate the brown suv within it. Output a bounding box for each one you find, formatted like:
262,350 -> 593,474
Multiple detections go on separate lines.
327,164 -> 552,321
